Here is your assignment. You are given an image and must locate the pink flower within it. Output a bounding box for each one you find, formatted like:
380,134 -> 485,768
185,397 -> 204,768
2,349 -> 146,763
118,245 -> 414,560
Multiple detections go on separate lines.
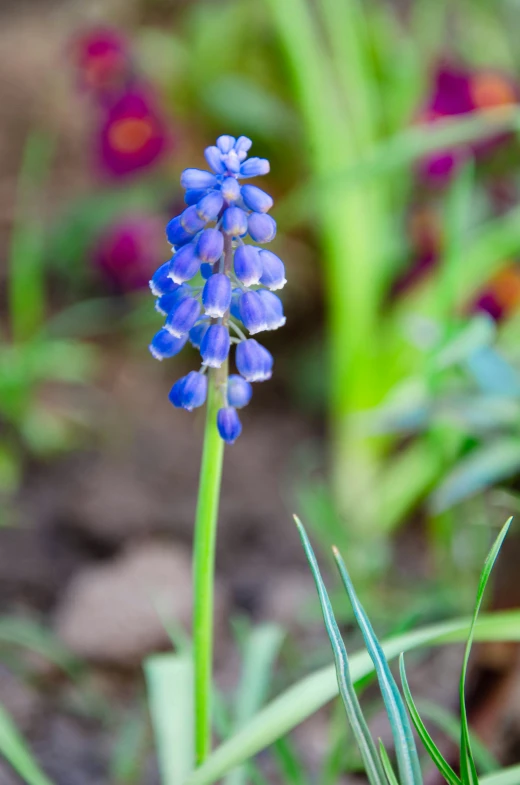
71,26 -> 132,101
96,85 -> 170,178
92,214 -> 165,291
472,264 -> 520,322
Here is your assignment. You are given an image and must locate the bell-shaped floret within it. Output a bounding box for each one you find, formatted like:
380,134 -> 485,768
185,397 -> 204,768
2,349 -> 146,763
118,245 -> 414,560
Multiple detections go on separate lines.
259,250 -> 286,290
241,185 -> 273,213
168,243 -> 201,284
197,191 -> 224,222
189,319 -> 210,349
248,213 -> 276,243
256,289 -> 286,330
149,329 -> 188,360
202,273 -> 232,318
221,176 -> 241,203
217,407 -> 242,444
200,324 -> 230,368
222,206 -> 248,237
180,205 -> 206,234
184,188 -> 210,206
216,135 -> 236,154
166,216 -> 193,247
204,146 -> 226,174
238,291 -> 267,335
180,168 -> 217,190
155,284 -> 192,315
165,296 -> 201,337
169,371 -> 207,411
234,245 -> 262,286
150,262 -> 178,296
227,374 -> 252,408
240,157 -> 270,177
235,339 -> 273,382
197,228 -> 224,264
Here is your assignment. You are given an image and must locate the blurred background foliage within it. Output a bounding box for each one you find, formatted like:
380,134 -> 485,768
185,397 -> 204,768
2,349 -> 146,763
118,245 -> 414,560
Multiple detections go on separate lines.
2,0 -> 520,782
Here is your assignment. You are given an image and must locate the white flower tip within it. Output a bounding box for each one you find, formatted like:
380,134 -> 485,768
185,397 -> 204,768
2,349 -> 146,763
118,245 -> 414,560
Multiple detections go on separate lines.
268,278 -> 287,291
149,345 -> 164,361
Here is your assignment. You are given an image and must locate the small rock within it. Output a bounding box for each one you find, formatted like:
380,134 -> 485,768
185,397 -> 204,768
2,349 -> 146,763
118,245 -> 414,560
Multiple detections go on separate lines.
54,542 -> 195,664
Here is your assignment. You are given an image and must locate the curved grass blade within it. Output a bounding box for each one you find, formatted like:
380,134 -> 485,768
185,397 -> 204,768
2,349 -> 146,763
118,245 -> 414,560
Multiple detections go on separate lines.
295,517 -> 386,785
399,654 -> 460,785
379,740 -> 400,785
332,547 -> 422,785
0,703 -> 55,785
459,518 -> 512,785
185,609 -> 520,785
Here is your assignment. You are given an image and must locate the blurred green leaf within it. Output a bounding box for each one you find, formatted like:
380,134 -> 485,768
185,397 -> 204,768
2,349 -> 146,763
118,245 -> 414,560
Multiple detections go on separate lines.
430,439 -> 520,512
0,616 -> 82,678
144,653 -> 194,785
379,740 -> 400,785
0,703 -> 55,785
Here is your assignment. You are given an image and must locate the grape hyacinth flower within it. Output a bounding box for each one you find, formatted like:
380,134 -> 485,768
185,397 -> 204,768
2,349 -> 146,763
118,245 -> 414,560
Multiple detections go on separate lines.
148,135 -> 286,443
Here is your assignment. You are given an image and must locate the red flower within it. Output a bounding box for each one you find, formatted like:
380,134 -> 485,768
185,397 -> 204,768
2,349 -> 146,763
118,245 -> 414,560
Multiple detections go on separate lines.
71,26 -> 132,101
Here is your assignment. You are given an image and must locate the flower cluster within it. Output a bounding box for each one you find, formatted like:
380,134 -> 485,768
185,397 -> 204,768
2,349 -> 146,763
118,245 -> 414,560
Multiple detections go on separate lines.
148,135 -> 286,444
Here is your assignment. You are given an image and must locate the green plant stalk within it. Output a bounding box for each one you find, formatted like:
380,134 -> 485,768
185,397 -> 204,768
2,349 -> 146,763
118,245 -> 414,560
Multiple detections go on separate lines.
193,367 -> 226,765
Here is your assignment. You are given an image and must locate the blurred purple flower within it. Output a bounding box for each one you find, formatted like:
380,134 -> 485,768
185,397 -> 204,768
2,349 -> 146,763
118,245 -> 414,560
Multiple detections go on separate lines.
92,214 -> 165,291
96,85 -> 170,178
71,26 -> 132,102
416,62 -> 518,184
473,264 -> 520,322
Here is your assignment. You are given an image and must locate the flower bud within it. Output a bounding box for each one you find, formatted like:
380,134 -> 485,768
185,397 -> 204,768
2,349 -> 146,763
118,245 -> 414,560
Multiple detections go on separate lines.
234,245 -> 262,286
155,284 -> 191,315
204,146 -> 226,174
180,205 -> 207,234
238,291 -> 267,335
200,263 -> 214,280
256,289 -> 286,330
150,261 -> 177,296
227,374 -> 252,408
240,157 -> 270,177
165,296 -> 201,337
168,243 -> 201,284
166,216 -> 193,247
259,249 -> 286,290
217,407 -> 242,443
169,371 -> 207,411
200,324 -> 230,368
180,168 -> 217,190
149,329 -> 188,360
216,135 -> 235,153
184,188 -> 210,206
248,213 -> 276,243
235,136 -> 253,154
230,288 -> 242,320
221,176 -> 241,202
197,191 -> 224,222
202,273 -> 232,317
197,228 -> 224,263
222,206 -> 248,236
241,184 -> 273,213
236,339 -> 273,382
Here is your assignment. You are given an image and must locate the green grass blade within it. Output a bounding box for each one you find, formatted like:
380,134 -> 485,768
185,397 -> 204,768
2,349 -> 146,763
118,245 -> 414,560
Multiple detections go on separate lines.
416,700 -> 499,774
295,517 -> 386,785
225,623 -> 284,785
273,737 -> 311,785
0,616 -> 82,679
332,547 -> 422,785
379,740 -> 400,785
0,703 -> 55,785
399,654 -> 460,785
481,765 -> 520,785
144,653 -> 194,785
185,609 -> 520,785
459,518 -> 512,785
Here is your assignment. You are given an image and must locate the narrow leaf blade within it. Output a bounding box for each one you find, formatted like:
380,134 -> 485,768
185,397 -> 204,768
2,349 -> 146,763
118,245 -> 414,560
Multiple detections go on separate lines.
0,704 -> 55,785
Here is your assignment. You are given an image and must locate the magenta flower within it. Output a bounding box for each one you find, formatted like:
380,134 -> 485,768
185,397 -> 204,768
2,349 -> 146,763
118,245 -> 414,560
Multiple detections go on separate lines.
472,265 -> 520,322
416,62 -> 518,184
92,214 -> 165,291
71,26 -> 132,102
96,85 -> 170,178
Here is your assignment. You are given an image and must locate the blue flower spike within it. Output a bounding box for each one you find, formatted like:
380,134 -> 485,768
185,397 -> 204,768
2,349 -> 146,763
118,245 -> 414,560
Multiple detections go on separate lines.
148,134 -> 286,442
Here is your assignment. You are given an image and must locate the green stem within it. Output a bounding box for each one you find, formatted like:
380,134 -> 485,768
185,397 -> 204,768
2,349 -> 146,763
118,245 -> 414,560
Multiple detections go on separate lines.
193,370 -> 226,765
